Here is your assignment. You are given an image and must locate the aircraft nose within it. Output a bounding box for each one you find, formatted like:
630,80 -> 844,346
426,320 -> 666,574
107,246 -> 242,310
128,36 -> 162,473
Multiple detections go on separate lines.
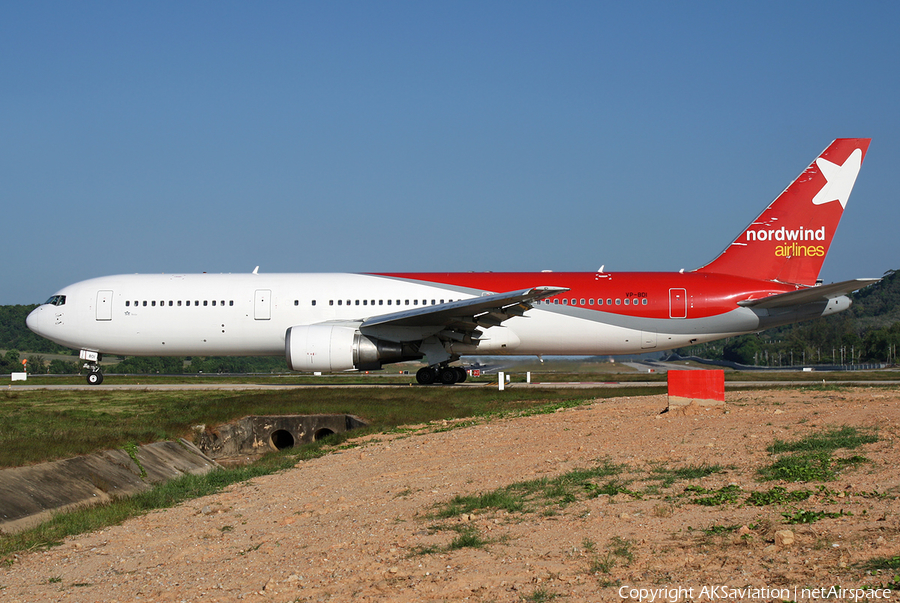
26,306 -> 44,335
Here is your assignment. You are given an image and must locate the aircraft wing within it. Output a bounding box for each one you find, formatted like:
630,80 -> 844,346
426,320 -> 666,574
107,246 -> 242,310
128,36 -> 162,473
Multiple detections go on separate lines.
737,278 -> 880,309
361,286 -> 568,330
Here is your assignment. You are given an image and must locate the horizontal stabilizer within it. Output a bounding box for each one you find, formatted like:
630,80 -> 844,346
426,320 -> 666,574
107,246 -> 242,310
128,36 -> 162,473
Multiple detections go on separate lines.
737,278 -> 880,309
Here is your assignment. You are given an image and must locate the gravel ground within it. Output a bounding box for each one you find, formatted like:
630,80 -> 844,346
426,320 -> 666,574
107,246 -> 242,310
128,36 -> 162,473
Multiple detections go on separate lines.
2,386 -> 899,602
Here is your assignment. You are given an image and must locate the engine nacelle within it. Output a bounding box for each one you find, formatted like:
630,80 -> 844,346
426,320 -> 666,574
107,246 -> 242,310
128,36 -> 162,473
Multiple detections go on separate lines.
285,325 -> 413,372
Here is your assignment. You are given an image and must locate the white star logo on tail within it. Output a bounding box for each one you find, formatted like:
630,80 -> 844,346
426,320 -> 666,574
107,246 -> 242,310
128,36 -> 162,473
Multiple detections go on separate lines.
811,148 -> 863,209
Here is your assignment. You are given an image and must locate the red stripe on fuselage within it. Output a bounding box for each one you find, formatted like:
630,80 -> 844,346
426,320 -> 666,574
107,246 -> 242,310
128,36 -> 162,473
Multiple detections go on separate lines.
372,272 -> 799,320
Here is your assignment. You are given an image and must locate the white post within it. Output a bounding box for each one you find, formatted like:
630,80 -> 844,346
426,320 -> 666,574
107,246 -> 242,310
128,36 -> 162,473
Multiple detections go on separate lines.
526,371 -> 531,384
498,371 -> 505,391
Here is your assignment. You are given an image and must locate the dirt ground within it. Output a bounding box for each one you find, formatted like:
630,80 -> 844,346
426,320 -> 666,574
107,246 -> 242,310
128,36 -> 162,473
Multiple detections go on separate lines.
2,386 -> 899,602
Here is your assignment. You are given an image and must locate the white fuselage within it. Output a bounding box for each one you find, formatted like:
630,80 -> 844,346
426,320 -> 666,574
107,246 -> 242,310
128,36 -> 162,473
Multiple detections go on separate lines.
26,272 -> 760,361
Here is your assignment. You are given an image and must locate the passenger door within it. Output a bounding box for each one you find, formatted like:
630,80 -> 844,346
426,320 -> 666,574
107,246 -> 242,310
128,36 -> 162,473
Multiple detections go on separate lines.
96,290 -> 113,321
254,289 -> 271,320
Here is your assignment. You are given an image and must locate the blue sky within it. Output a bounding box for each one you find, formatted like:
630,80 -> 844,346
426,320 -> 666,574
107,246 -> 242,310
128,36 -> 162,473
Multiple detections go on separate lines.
2,2 -> 898,305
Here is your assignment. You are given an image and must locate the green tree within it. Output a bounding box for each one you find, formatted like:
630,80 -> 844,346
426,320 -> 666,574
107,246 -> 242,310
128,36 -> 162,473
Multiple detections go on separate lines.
723,335 -> 760,365
1,350 -> 20,373
48,358 -> 80,374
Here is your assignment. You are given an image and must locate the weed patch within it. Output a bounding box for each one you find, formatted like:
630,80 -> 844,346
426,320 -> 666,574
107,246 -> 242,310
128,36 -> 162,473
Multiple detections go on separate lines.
745,486 -> 813,506
430,459 -> 629,519
409,524 -> 492,556
767,426 -> 878,454
446,525 -> 490,551
586,536 -> 634,581
860,555 -> 900,590
699,523 -> 742,535
652,463 -> 724,488
781,508 -> 852,523
683,484 -> 742,506
759,426 -> 876,483
523,586 -> 560,602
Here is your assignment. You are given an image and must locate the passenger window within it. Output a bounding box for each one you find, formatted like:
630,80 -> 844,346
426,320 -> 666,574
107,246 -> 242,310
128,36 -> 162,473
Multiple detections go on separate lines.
624,299 -> 629,305
387,300 -> 391,305
355,300 -> 360,306
152,301 -> 156,307
125,301 -> 130,307
553,299 -> 558,304
615,299 -> 621,305
362,300 -> 367,305
312,300 -> 316,306
580,298 -> 585,305
338,300 -> 342,305
169,301 -> 173,306
607,298 -> 612,305
562,299 -> 568,305
330,300 -> 334,306
229,301 -> 234,306
177,301 -> 182,307
293,300 -> 298,306
379,300 -> 383,305
588,299 -> 594,305
642,298 -> 648,305
203,301 -> 208,306
597,299 -> 603,305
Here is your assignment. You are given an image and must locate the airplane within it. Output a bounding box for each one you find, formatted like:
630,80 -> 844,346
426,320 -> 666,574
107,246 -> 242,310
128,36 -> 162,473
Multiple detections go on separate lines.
27,138 -> 878,386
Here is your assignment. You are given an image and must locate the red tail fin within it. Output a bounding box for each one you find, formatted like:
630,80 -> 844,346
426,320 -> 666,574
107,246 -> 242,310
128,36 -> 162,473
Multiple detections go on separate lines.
695,138 -> 870,286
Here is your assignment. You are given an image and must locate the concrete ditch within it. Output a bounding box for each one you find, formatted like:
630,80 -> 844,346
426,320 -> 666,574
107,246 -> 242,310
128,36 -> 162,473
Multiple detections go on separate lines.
0,415 -> 367,534
0,440 -> 219,534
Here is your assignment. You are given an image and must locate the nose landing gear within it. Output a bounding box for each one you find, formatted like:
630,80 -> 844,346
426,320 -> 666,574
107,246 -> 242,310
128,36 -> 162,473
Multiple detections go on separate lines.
86,365 -> 104,385
80,350 -> 104,385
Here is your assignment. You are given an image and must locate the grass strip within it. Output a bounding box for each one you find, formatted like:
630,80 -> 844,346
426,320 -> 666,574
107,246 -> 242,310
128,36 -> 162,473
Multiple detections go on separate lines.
0,386 -> 661,468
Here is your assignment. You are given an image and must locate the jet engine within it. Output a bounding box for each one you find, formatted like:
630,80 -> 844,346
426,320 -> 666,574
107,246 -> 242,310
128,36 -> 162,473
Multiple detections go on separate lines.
285,325 -> 418,372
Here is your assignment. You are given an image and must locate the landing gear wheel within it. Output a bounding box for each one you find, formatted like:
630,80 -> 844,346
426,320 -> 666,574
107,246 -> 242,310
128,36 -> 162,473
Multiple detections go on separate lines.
416,367 -> 436,385
454,367 -> 468,383
440,367 -> 459,385
86,368 -> 104,385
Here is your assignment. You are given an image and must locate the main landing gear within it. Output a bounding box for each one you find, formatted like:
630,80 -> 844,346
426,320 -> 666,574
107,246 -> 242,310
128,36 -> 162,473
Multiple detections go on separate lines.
415,364 -> 468,385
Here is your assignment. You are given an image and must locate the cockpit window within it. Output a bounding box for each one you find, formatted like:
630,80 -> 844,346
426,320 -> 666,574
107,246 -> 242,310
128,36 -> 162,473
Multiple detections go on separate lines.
44,295 -> 66,306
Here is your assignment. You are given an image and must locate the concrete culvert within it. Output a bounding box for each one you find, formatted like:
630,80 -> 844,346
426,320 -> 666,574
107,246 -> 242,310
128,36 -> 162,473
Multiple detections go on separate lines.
314,428 -> 335,441
270,429 -> 295,450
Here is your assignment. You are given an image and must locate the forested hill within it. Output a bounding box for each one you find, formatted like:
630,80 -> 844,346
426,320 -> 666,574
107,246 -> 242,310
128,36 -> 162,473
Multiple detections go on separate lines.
0,305 -> 69,354
849,269 -> 900,327
677,269 -> 900,365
